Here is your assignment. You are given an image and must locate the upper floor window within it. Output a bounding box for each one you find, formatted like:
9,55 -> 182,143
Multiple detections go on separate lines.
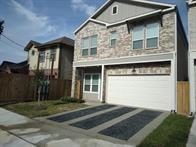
112,5 -> 118,15
90,35 -> 97,55
110,31 -> 118,48
39,51 -> 45,63
50,49 -> 56,61
82,37 -> 89,56
132,25 -> 144,50
146,23 -> 159,49
82,35 -> 97,56
31,50 -> 35,56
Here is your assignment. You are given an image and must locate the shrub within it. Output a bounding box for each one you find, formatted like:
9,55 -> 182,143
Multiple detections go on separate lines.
60,97 -> 85,104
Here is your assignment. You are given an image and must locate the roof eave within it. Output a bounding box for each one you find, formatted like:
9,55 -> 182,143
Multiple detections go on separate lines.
189,1 -> 196,6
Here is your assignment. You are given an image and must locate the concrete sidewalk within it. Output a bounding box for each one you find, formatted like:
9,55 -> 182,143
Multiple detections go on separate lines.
0,108 -> 134,147
187,116 -> 196,147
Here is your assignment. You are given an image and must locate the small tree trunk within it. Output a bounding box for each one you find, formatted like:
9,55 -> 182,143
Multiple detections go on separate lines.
33,85 -> 37,100
38,86 -> 41,106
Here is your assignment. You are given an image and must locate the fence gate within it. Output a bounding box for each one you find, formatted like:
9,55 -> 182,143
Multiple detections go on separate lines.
177,81 -> 190,115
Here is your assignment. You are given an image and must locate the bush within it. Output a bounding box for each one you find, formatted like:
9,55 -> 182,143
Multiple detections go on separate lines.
60,97 -> 85,104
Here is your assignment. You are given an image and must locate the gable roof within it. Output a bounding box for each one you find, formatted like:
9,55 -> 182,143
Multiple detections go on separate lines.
24,40 -> 42,51
0,60 -> 28,70
37,36 -> 74,49
74,0 -> 176,34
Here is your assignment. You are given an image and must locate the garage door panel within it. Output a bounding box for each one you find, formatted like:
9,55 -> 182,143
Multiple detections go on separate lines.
106,75 -> 172,111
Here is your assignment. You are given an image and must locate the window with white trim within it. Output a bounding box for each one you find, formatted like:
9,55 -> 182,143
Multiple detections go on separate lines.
112,5 -> 118,15
92,74 -> 99,92
110,31 -> 117,48
82,37 -> 89,56
132,25 -> 144,50
146,23 -> 159,48
50,49 -> 56,61
84,74 -> 100,93
81,35 -> 97,56
39,51 -> 45,63
90,35 -> 97,55
84,74 -> 91,91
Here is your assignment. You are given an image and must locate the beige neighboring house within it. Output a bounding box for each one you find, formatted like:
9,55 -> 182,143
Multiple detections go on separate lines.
24,41 -> 41,75
25,36 -> 74,80
71,0 -> 188,112
188,0 -> 196,114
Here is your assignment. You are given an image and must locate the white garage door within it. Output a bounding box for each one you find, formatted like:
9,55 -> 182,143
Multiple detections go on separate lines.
106,75 -> 173,111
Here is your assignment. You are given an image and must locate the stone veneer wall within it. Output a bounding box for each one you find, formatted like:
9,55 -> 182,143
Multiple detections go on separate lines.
74,12 -> 176,62
105,61 -> 171,75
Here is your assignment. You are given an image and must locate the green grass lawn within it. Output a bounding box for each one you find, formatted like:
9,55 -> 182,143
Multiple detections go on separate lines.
3,100 -> 87,118
138,114 -> 193,147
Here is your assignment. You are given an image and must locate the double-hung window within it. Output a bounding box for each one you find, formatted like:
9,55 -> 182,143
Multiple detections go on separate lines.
146,23 -> 159,48
90,35 -> 97,55
50,49 -> 56,61
82,35 -> 97,56
84,74 -> 91,91
92,74 -> 99,92
110,31 -> 117,48
39,51 -> 45,63
84,74 -> 100,93
132,25 -> 144,50
82,37 -> 89,56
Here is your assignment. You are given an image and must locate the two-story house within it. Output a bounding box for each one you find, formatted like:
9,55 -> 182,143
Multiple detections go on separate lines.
71,0 -> 188,112
188,0 -> 196,114
25,36 -> 74,80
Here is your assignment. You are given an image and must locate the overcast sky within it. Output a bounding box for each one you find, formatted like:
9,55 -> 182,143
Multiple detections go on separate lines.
0,0 -> 187,64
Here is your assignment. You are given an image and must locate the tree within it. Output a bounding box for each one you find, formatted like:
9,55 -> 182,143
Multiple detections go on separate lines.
33,70 -> 45,106
0,20 -> 4,35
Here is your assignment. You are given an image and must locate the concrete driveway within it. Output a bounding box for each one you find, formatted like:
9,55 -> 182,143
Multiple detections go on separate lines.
44,104 -> 169,145
0,105 -> 169,147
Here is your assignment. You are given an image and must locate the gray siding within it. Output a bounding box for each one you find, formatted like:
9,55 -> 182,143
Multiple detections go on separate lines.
177,20 -> 188,81
95,1 -> 157,23
59,45 -> 74,80
189,5 -> 196,51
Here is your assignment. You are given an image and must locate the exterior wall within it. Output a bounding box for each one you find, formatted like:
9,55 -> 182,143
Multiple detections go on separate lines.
189,5 -> 196,51
28,45 -> 39,71
39,47 -> 60,70
189,4 -> 196,113
177,20 -> 188,81
74,12 -> 176,62
59,45 -> 74,80
95,1 -> 157,23
83,93 -> 99,102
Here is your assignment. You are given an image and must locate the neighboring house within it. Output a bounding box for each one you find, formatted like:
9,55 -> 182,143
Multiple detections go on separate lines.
188,0 -> 196,114
0,60 -> 28,74
71,0 -> 188,112
25,36 -> 74,80
24,40 -> 42,75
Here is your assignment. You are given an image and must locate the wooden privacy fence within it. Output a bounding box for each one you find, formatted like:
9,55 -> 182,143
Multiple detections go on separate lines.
75,80 -> 82,99
177,81 -> 189,115
0,73 -> 71,104
49,79 -> 71,100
